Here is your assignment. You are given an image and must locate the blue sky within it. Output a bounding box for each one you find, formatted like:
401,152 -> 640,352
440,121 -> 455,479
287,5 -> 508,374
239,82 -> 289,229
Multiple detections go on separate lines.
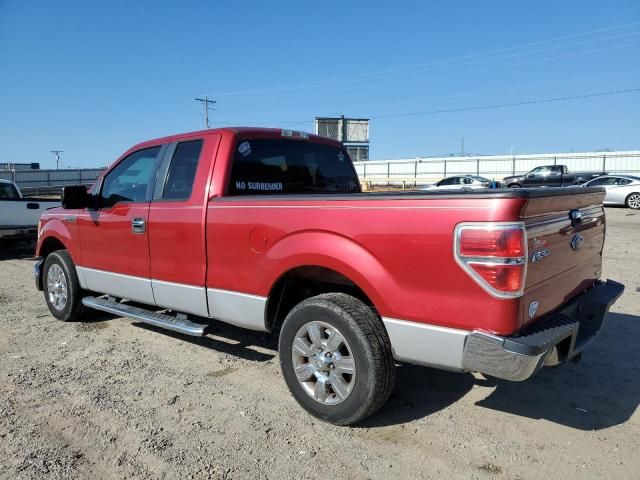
1,0 -> 639,168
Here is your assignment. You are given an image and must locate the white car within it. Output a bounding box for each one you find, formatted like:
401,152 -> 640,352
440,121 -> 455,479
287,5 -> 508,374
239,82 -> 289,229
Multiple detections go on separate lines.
582,175 -> 640,209
420,175 -> 493,191
0,179 -> 60,242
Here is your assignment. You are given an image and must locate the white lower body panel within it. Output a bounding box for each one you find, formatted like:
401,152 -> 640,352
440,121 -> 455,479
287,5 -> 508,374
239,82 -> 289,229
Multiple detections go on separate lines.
207,288 -> 268,332
152,279 -> 209,318
75,266 -> 267,331
77,266 -> 156,305
382,317 -> 469,371
76,266 -> 463,363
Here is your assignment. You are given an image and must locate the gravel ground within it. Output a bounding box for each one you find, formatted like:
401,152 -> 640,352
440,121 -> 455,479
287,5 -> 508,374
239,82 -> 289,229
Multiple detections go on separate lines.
0,207 -> 638,480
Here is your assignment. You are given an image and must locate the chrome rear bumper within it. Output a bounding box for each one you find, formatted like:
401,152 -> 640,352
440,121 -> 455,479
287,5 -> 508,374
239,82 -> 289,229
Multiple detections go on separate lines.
462,279 -> 625,381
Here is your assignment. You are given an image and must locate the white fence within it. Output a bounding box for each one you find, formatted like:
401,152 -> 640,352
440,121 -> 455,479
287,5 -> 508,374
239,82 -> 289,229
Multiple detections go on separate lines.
2,150 -> 639,192
0,168 -> 104,194
354,150 -> 640,185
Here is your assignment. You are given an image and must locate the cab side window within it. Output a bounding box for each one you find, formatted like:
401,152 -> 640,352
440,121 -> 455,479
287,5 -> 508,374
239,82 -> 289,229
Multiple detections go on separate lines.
162,140 -> 203,201
101,146 -> 161,208
0,182 -> 20,199
531,166 -> 550,176
438,177 -> 458,186
588,178 -> 608,186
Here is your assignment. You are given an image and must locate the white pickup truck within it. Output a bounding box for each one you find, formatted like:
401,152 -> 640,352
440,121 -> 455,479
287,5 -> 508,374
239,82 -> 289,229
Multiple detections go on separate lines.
0,179 -> 60,243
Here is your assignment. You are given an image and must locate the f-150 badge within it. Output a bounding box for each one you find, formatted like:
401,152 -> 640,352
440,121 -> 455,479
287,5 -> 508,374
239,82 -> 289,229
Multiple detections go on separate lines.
531,249 -> 550,263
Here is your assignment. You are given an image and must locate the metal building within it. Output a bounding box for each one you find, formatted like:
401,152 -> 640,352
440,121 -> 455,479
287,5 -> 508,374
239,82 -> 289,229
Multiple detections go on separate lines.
315,116 -> 370,162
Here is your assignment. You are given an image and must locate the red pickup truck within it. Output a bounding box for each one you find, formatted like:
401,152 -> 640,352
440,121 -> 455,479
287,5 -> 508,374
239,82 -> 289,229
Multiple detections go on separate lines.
35,128 -> 624,425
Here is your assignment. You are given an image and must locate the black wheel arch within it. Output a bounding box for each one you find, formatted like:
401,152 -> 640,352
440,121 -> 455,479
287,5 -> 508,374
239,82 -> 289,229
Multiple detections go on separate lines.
265,266 -> 377,332
36,236 -> 68,290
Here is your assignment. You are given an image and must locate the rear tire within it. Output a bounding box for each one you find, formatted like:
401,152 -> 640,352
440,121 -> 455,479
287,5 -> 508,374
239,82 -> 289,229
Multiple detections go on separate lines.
43,250 -> 85,321
625,192 -> 640,209
278,293 -> 395,426
508,183 -> 521,188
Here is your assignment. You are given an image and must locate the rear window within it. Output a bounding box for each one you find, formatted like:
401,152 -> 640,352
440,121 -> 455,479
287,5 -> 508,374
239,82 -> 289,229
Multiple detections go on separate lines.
227,139 -> 360,195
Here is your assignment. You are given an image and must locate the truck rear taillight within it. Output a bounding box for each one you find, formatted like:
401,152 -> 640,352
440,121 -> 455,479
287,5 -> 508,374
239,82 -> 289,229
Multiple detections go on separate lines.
454,223 -> 527,298
459,228 -> 524,257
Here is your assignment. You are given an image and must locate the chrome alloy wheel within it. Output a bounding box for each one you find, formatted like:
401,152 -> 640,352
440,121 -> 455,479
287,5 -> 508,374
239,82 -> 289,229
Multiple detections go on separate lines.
47,264 -> 68,311
628,193 -> 640,209
291,321 -> 356,405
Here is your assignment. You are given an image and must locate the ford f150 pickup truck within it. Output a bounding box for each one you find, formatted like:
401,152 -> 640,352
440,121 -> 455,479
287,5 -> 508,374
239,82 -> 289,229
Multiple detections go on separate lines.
34,128 -> 624,425
503,165 -> 606,188
0,179 -> 60,244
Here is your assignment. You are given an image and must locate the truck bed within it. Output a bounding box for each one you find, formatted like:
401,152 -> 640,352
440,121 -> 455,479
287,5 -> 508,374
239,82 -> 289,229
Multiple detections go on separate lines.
209,186 -> 606,336
213,185 -> 604,201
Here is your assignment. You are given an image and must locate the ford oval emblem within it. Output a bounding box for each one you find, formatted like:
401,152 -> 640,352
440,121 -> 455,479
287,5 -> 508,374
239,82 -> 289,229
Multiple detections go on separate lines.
570,233 -> 584,251
528,301 -> 540,319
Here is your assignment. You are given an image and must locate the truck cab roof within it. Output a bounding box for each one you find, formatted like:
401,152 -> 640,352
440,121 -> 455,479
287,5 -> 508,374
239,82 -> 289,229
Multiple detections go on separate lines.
126,127 -> 340,154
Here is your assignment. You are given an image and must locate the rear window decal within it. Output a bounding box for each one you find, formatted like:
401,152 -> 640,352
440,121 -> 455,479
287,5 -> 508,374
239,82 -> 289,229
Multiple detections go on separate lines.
235,181 -> 283,192
238,141 -> 252,157
337,151 -> 345,162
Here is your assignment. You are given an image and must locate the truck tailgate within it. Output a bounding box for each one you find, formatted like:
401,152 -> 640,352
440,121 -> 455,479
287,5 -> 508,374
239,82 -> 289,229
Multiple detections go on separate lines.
520,189 -> 606,327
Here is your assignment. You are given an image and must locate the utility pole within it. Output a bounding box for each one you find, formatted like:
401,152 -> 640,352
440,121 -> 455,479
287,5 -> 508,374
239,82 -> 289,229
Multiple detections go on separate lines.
194,96 -> 216,128
460,137 -> 465,157
50,150 -> 63,170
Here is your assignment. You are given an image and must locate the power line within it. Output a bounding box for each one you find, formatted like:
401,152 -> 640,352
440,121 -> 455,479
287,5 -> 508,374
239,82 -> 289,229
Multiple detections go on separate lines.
212,22 -> 640,97
205,68 -> 640,127
238,29 -> 640,98
326,29 -> 640,88
268,87 -> 640,127
208,86 -> 640,128
360,67 -> 640,110
231,40 -> 640,100
370,87 -> 640,120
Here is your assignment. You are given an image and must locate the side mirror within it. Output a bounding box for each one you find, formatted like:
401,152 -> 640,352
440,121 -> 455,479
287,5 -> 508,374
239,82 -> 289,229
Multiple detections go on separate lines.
61,185 -> 90,209
526,173 -> 535,178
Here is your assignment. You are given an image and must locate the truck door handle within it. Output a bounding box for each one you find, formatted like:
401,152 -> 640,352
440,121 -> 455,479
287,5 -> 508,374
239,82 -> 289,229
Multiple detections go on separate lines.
131,218 -> 146,234
26,202 -> 40,209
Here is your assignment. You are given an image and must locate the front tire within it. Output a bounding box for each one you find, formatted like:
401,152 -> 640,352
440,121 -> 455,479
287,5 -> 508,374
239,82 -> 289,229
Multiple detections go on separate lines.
43,250 -> 85,321
625,192 -> 640,209
278,293 -> 395,426
508,183 -> 521,188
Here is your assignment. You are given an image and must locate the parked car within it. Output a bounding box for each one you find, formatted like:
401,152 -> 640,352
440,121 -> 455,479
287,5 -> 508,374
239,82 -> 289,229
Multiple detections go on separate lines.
582,175 -> 640,209
35,127 -> 623,425
503,165 -> 606,188
0,179 -> 60,243
420,175 -> 492,191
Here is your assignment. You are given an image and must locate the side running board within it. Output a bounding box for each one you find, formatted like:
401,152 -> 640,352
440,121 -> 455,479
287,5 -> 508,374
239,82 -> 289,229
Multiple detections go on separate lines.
81,296 -> 208,336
